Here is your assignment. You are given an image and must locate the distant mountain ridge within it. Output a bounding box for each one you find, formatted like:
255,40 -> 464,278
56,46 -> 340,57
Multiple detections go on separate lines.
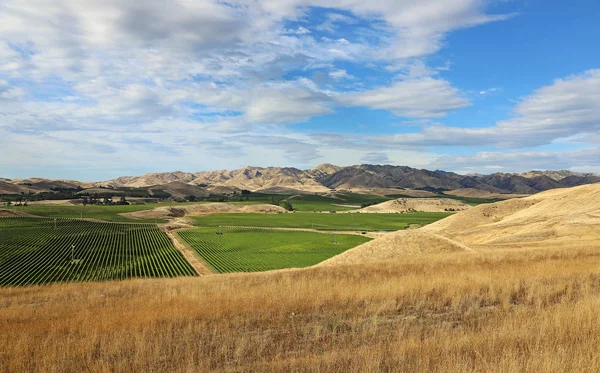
2,165 -> 599,195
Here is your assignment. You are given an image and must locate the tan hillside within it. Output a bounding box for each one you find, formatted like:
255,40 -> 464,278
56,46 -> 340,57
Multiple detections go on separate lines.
104,171 -> 196,188
121,202 -> 285,220
425,182 -> 600,250
306,163 -> 342,179
191,166 -> 329,193
319,230 -> 472,266
148,181 -> 209,199
518,170 -> 600,181
358,198 -> 470,213
324,183 -> 600,266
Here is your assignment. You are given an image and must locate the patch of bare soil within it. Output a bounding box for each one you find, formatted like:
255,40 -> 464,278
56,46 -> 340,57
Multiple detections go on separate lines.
0,209 -> 39,217
26,199 -> 81,206
160,227 -> 213,276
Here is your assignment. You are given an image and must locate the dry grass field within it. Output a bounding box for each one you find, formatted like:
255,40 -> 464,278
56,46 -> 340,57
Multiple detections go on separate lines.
2,245 -> 600,372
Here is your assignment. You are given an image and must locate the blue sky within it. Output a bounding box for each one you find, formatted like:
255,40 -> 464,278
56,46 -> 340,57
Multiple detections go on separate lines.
0,0 -> 599,181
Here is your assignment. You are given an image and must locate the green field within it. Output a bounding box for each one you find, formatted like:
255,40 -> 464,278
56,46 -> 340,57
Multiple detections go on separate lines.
178,227 -> 371,273
9,203 -> 199,223
284,193 -> 392,211
193,211 -> 451,231
227,192 -> 392,211
0,217 -> 197,286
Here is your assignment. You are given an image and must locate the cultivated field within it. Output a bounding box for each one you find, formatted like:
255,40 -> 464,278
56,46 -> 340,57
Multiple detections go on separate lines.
9,204 -> 174,222
193,211 -> 451,231
177,227 -> 370,273
0,217 -> 196,286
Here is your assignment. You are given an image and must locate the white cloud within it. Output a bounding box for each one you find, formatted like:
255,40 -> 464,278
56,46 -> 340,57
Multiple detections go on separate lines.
373,70 -> 600,148
341,76 -> 470,117
0,0 -> 520,178
245,87 -> 333,124
361,152 -> 392,164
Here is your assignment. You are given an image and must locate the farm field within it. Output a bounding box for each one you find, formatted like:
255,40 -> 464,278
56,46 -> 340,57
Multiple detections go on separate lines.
284,193 -> 391,211
0,217 -> 196,286
177,227 -> 371,273
227,192 -> 392,211
9,203 -> 202,223
193,211 -> 451,231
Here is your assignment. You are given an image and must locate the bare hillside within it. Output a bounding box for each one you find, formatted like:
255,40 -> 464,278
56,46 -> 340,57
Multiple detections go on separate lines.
121,203 -> 286,220
358,198 -> 470,213
323,183 -> 600,265
425,182 -> 600,250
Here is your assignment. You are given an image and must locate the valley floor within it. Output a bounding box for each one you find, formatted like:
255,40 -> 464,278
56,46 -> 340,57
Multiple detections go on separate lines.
2,246 -> 600,372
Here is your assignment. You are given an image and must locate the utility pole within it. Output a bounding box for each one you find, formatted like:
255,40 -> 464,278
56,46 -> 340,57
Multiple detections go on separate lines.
54,218 -> 57,230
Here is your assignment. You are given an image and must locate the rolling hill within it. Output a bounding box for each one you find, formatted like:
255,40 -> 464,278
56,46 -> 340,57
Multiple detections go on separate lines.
321,182 -> 600,265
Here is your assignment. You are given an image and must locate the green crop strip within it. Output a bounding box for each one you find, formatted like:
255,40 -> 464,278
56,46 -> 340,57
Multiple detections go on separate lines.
177,227 -> 371,273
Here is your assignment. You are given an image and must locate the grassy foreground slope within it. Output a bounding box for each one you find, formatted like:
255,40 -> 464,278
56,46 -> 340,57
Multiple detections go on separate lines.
2,247 -> 600,372
193,212 -> 451,231
177,228 -> 370,273
0,217 -> 196,286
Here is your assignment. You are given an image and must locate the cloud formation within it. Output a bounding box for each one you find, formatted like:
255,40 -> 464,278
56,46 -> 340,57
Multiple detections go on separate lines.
3,0 -> 595,178
373,70 -> 600,148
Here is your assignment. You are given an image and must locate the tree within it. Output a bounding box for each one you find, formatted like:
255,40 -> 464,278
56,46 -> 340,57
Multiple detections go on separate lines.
186,195 -> 196,202
279,200 -> 293,211
119,196 -> 128,205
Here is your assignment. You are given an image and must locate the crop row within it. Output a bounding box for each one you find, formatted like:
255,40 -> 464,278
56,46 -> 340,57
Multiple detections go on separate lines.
0,217 -> 197,286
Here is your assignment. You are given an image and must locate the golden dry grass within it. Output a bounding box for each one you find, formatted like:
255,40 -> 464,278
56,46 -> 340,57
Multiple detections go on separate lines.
2,246 -> 600,372
358,198 -> 470,213
326,183 -> 600,265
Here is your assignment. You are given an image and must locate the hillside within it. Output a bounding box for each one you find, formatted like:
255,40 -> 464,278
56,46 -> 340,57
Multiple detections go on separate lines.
3,165 -> 600,196
358,198 -> 470,213
322,183 -> 600,265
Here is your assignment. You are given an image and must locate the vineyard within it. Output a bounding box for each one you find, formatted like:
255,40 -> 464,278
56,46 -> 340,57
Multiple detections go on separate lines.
0,217 -> 197,286
177,227 -> 371,273
193,212 -> 451,231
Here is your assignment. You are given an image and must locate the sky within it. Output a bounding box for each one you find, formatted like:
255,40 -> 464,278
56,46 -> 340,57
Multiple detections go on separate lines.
0,0 -> 599,181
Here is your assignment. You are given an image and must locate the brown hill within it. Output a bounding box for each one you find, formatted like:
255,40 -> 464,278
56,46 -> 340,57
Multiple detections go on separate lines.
322,183 -> 600,265
148,181 -> 209,199
4,165 -> 600,196
121,202 -> 286,220
425,183 -> 600,250
358,198 -> 470,213
518,170 -> 600,181
104,171 -> 196,188
190,166 -> 329,193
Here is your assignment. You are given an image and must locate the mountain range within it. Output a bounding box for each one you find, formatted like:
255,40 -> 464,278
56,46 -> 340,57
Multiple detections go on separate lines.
2,164 -> 600,197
